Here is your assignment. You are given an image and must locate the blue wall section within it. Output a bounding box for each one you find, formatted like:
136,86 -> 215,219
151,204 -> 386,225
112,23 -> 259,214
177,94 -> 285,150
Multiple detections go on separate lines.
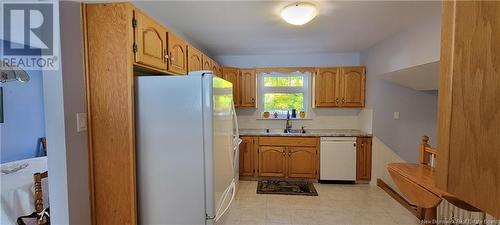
0,41 -> 46,163
371,78 -> 438,161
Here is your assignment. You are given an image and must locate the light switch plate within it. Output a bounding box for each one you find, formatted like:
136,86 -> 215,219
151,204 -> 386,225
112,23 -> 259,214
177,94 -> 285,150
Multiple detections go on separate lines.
394,112 -> 400,120
76,113 -> 87,132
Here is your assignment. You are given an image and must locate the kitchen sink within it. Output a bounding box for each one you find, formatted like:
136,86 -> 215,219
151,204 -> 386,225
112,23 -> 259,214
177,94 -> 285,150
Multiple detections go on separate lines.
285,129 -> 306,134
264,129 -> 306,134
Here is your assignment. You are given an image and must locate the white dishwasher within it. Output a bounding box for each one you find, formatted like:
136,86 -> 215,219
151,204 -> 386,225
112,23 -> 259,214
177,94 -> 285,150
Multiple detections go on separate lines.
320,137 -> 357,182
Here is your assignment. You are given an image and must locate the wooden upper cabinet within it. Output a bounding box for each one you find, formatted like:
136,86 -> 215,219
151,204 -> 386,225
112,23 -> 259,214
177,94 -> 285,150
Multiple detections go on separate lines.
287,147 -> 317,179
356,137 -> 372,180
258,146 -> 286,177
314,68 -> 340,107
239,69 -> 256,108
239,137 -> 255,177
217,65 -> 223,77
222,67 -> 240,106
187,46 -> 203,72
167,32 -> 188,75
202,55 -> 212,71
133,10 -> 167,71
314,66 -> 365,108
339,67 -> 365,107
211,62 -> 221,76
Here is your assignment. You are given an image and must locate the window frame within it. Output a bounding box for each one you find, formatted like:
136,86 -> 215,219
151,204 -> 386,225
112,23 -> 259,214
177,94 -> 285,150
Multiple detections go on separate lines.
258,72 -> 311,119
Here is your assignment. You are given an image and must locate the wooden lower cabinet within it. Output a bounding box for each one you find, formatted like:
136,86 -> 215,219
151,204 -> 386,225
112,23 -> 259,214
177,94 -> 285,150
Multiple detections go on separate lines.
258,146 -> 287,177
240,136 -> 370,181
239,137 -> 256,176
287,147 -> 318,178
356,137 -> 372,180
253,137 -> 318,179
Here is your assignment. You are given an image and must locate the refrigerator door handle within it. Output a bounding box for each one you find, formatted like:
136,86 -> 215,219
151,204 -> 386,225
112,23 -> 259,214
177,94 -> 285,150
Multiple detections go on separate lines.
232,99 -> 240,145
215,180 -> 236,222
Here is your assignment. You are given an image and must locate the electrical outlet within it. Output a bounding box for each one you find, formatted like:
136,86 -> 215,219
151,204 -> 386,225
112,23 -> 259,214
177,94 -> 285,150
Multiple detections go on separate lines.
394,112 -> 400,120
76,113 -> 87,132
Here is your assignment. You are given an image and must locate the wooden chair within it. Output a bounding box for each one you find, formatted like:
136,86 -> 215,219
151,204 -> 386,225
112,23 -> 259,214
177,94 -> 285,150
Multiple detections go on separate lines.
33,171 -> 50,225
17,171 -> 49,225
34,171 -> 48,213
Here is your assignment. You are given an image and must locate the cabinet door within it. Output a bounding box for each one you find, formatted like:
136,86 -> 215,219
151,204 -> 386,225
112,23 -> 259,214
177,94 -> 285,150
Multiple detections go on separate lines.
217,66 -> 223,77
187,46 -> 203,72
222,67 -> 240,106
314,68 -> 340,107
287,147 -> 317,179
356,137 -> 372,180
258,146 -> 286,177
134,11 -> 167,71
239,137 -> 255,177
239,69 -> 256,108
167,32 -> 188,75
339,67 -> 365,107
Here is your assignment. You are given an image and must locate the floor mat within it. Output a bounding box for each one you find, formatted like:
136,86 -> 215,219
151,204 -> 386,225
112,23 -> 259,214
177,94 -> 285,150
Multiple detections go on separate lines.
257,180 -> 318,196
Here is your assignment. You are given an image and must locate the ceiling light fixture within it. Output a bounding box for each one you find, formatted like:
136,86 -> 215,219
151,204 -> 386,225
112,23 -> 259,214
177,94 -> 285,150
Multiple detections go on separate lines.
280,2 -> 318,26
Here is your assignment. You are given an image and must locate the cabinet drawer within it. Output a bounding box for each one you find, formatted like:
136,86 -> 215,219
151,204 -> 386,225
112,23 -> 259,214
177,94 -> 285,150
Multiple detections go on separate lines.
258,137 -> 318,147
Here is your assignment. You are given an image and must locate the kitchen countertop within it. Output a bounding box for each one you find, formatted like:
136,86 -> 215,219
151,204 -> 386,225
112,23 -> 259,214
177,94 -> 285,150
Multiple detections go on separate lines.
239,129 -> 372,137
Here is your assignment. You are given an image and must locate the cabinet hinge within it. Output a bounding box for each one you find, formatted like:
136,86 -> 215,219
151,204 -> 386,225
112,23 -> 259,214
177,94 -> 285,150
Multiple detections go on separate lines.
132,18 -> 137,28
133,43 -> 138,53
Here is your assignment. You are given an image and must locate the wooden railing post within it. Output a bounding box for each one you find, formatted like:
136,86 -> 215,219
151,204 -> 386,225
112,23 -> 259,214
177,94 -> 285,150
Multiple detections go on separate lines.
419,135 -> 430,164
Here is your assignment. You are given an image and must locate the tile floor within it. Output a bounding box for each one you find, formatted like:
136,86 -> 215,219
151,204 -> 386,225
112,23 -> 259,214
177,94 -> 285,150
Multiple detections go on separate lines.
220,181 -> 420,225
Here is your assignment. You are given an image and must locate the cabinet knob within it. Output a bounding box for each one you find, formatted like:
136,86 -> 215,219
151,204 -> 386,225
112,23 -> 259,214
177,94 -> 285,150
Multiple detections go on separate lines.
342,98 -> 345,103
282,152 -> 286,157
336,97 -> 339,104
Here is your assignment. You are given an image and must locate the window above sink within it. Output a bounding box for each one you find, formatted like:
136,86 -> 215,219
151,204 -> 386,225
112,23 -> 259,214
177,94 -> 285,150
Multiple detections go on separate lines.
258,71 -> 311,119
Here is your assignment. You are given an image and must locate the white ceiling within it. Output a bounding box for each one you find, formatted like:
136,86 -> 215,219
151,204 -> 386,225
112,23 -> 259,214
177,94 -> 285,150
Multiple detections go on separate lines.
134,1 -> 441,56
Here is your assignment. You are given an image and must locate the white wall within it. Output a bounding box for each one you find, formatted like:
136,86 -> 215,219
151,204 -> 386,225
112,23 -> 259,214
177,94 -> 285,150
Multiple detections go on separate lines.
216,52 -> 360,68
362,7 -> 441,108
42,1 -> 70,223
360,5 -> 441,187
43,2 -> 91,224
237,108 -> 362,130
58,2 -> 91,224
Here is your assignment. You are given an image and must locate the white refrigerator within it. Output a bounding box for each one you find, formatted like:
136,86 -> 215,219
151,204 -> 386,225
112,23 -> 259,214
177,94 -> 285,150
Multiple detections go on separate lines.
135,71 -> 240,225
